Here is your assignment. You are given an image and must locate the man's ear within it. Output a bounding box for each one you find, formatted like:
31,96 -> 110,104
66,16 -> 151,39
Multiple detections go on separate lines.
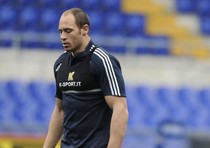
82,24 -> 89,36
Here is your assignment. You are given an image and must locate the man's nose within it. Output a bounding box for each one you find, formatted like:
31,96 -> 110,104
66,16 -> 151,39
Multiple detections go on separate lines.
60,32 -> 67,40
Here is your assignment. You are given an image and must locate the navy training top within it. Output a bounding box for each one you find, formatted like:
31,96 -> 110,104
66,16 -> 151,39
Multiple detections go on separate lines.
53,40 -> 126,148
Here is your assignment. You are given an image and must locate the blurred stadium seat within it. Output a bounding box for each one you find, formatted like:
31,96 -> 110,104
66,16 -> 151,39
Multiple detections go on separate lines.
0,80 -> 14,125
20,40 -> 43,49
60,0 -> 81,10
0,79 -> 210,147
0,5 -> 18,31
104,12 -> 125,36
38,0 -> 61,8
27,80 -> 51,104
87,11 -> 104,36
134,85 -> 164,127
102,0 -> 121,12
154,86 -> 179,117
40,8 -> 61,33
198,87 -> 210,108
16,0 -> 39,7
0,0 -> 16,6
102,45 -> 126,54
176,87 -> 197,109
18,6 -> 40,32
80,0 -> 101,12
124,14 -> 146,37
200,15 -> 210,36
197,0 -> 210,15
175,0 -> 196,13
147,35 -> 170,55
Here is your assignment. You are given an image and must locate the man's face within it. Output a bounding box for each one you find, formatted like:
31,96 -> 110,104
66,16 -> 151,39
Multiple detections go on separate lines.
58,13 -> 83,52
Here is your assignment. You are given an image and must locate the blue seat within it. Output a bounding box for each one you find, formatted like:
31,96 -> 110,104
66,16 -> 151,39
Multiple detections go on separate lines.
11,103 -> 35,125
5,80 -> 31,106
196,0 -> 210,15
33,104 -> 53,124
27,80 -> 47,102
102,0 -> 121,12
0,80 -> 14,124
135,35 -> 170,55
20,40 -> 43,49
6,80 -> 24,100
104,12 -> 125,36
80,0 -> 101,11
125,14 -> 146,37
200,15 -> 210,36
102,45 -> 126,54
18,7 -> 40,32
48,82 -> 56,98
0,40 -> 12,47
0,6 -> 18,31
134,85 -> 166,127
135,85 -> 157,108
27,80 -> 55,106
148,35 -> 170,55
27,81 -> 55,124
40,8 -> 61,33
16,0 -> 39,7
176,0 -> 196,13
60,0 -> 81,9
175,87 -> 201,127
155,86 -> 190,124
88,11 -> 104,35
43,42 -> 63,50
4,80 -> 36,126
135,35 -> 151,54
126,86 -> 147,127
176,87 -> 197,109
136,47 -> 150,54
198,87 -> 210,108
38,0 -> 61,8
0,0 -> 16,6
155,86 -> 179,115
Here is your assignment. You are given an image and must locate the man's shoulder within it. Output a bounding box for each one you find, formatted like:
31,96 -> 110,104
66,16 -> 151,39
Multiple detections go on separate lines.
54,51 -> 68,72
55,51 -> 68,62
92,47 -> 119,63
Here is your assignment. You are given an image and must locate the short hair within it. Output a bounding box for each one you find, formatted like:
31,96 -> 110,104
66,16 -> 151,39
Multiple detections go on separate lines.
62,8 -> 90,29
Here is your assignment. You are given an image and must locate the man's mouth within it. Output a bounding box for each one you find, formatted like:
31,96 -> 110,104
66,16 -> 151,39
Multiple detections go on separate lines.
63,43 -> 70,48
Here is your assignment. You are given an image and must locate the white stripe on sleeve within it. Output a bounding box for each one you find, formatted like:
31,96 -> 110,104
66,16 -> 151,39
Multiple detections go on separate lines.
94,48 -> 121,96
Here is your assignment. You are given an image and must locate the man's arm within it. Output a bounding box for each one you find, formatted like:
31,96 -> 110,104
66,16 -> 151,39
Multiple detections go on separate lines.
105,96 -> 129,148
43,98 -> 64,148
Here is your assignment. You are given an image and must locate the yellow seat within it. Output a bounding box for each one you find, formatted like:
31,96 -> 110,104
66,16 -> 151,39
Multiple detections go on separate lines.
171,35 -> 210,58
122,0 -> 210,59
122,0 -> 165,15
147,15 -> 190,38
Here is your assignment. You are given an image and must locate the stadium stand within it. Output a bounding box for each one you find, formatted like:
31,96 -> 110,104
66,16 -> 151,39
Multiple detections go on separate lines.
1,79 -> 210,147
1,0 -> 209,58
1,0 -> 210,147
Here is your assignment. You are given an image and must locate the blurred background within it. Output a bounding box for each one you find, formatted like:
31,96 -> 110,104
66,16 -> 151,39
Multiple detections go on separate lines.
1,0 -> 210,147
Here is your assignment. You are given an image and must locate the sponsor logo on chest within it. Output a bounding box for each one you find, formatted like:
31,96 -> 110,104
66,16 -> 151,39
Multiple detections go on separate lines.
59,71 -> 82,87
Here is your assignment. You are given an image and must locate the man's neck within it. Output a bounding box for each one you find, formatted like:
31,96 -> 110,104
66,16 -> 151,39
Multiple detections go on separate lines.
72,36 -> 91,56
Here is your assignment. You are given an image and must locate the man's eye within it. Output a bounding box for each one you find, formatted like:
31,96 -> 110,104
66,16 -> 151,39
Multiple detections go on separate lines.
65,29 -> 72,33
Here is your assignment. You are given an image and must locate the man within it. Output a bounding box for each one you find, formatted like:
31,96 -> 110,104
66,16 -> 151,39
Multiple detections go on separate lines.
43,8 -> 128,148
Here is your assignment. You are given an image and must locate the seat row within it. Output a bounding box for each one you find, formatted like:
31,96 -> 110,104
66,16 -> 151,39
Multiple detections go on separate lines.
176,0 -> 210,14
127,85 -> 210,130
176,0 -> 210,36
0,0 -> 121,12
1,80 -> 210,133
0,6 -> 146,36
